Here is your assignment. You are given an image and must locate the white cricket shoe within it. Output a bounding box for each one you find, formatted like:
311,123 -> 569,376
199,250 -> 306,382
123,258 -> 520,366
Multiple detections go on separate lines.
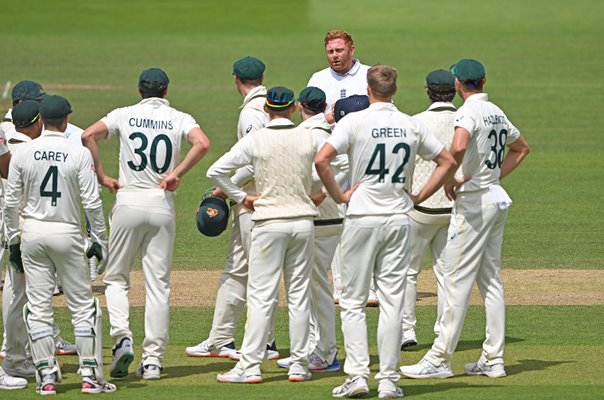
55,339 -> 77,355
378,379 -> 403,399
464,359 -> 506,378
309,353 -> 341,372
81,376 -> 117,394
136,363 -> 161,380
36,373 -> 57,396
400,331 -> 417,350
109,337 -> 134,378
367,289 -> 379,307
185,340 -> 237,358
276,356 -> 291,368
332,376 -> 369,398
400,358 -> 453,379
216,368 -> 262,384
288,370 -> 312,382
0,367 -> 27,390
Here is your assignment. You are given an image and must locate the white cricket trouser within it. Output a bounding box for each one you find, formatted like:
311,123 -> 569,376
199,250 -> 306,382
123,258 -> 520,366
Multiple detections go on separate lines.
207,211 -> 277,348
238,219 -> 313,377
339,214 -> 410,383
104,191 -> 175,367
403,219 -> 448,338
425,189 -> 508,366
308,228 -> 339,363
20,220 -> 95,368
2,264 -> 28,370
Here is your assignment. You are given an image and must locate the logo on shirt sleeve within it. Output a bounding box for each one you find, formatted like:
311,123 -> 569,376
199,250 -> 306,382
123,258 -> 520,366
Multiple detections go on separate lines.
246,125 -> 253,134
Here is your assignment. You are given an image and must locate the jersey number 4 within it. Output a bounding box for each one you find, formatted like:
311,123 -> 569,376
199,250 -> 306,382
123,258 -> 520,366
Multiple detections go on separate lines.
127,132 -> 173,173
40,166 -> 61,206
365,143 -> 410,183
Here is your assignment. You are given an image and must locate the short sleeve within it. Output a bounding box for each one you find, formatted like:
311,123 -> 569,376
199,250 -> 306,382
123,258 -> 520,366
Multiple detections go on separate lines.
181,112 -> 200,138
101,109 -> 121,138
453,107 -> 477,137
327,116 -> 352,155
505,120 -> 521,144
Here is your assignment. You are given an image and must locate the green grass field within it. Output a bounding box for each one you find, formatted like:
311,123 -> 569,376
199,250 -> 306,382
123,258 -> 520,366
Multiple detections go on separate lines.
1,0 -> 603,398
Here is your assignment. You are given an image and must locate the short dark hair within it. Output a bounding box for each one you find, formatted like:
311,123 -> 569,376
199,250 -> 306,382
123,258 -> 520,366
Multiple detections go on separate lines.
239,77 -> 263,86
427,88 -> 455,103
140,89 -> 165,99
41,116 -> 66,130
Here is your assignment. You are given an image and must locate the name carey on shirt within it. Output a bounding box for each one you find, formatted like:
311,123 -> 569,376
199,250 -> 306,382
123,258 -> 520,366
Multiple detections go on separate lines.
33,151 -> 68,162
129,118 -> 173,130
371,127 -> 407,138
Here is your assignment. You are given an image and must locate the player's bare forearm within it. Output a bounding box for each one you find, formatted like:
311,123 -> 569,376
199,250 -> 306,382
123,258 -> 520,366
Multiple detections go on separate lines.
315,144 -> 343,203
500,135 -> 530,180
82,121 -> 112,186
415,149 -> 457,205
172,127 -> 210,179
0,153 -> 11,179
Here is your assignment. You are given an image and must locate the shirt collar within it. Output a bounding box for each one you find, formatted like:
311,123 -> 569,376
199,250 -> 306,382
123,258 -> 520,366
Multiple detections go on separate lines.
368,101 -> 397,112
241,85 -> 267,108
266,118 -> 295,128
331,59 -> 362,77
299,113 -> 330,130
138,97 -> 170,107
427,101 -> 457,111
41,129 -> 67,138
9,130 -> 32,143
465,93 -> 489,103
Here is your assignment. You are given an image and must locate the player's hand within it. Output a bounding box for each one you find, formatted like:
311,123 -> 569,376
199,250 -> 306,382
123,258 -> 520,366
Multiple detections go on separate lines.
340,183 -> 359,204
101,176 -> 123,193
160,174 -> 181,191
310,190 -> 327,206
86,239 -> 108,274
445,176 -> 471,201
9,243 -> 24,273
243,194 -> 258,211
212,187 -> 228,200
407,192 -> 421,205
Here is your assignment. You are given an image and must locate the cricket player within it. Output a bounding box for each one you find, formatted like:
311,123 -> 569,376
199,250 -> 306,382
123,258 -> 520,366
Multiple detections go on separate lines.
277,87 -> 348,373
82,67 -> 210,380
401,70 -> 457,350
401,59 -> 530,379
209,86 -> 319,384
315,65 -> 456,398
186,57 -> 278,361
4,95 -> 115,395
308,30 -> 380,306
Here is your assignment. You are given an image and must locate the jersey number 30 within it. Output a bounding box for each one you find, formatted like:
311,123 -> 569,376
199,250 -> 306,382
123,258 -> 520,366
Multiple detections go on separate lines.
127,132 -> 173,173
365,143 -> 410,183
40,166 -> 61,206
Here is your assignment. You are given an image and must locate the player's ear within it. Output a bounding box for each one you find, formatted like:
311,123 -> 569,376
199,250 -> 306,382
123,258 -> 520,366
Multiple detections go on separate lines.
163,87 -> 169,97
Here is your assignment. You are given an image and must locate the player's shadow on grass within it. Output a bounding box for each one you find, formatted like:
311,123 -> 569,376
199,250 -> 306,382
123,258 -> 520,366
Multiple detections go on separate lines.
162,361 -> 238,379
417,291 -> 437,300
404,381 -> 501,396
400,336 -> 525,354
506,359 -> 574,376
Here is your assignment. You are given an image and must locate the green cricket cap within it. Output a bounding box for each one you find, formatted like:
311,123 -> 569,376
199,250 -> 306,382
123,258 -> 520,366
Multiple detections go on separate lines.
138,67 -> 170,91
298,86 -> 326,113
426,69 -> 455,92
12,80 -> 46,103
39,95 -> 73,119
12,100 -> 40,128
266,86 -> 295,110
450,59 -> 485,82
232,56 -> 265,80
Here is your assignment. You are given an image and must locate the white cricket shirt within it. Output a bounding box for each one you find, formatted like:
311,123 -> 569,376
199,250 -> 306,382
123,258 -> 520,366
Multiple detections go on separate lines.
308,59 -> 370,113
453,93 -> 520,193
328,102 -> 444,216
102,97 -> 199,190
5,130 -> 102,240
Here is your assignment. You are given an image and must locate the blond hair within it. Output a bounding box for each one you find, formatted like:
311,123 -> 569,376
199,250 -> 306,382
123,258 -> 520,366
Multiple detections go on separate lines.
367,65 -> 397,98
324,30 -> 354,48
